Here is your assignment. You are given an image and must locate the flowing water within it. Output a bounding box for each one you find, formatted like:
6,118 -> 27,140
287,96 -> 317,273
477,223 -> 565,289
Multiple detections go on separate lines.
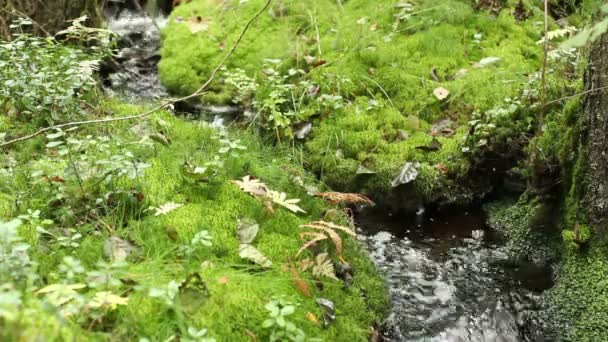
104,6 -> 554,342
103,7 -> 168,100
358,209 -> 553,342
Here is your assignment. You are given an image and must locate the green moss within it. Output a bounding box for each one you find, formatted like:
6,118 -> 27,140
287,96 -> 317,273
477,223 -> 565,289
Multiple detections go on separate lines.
485,194 -> 560,265
305,98 -> 471,208
159,0 -> 545,209
0,101 -> 388,341
549,238 -> 608,341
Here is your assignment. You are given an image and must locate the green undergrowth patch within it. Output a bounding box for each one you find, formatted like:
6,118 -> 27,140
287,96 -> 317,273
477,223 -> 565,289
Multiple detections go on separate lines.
159,0 -> 546,210
485,194 -> 560,265
548,236 -> 608,342
0,101 -> 387,341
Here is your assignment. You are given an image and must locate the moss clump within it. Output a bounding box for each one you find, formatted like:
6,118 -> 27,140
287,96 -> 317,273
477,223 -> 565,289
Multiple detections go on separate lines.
485,194 -> 560,265
548,238 -> 608,342
0,101 -> 388,341
305,97 -> 472,209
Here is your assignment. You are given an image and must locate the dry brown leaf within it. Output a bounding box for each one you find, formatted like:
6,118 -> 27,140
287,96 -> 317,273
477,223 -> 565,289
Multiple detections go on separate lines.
289,268 -> 312,298
231,175 -> 269,197
299,221 -> 356,258
302,221 -> 357,236
296,232 -> 327,257
314,192 -> 375,206
244,329 -> 258,342
306,312 -> 320,326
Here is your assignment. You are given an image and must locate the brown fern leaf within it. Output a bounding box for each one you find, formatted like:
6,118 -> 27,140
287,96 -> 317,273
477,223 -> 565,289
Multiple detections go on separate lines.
302,221 -> 356,236
300,221 -> 356,257
314,192 -> 375,206
296,232 -> 327,257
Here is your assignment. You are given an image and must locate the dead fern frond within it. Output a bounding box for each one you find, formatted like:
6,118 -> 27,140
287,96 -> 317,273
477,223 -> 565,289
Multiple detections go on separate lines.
314,192 -> 375,206
298,221 -> 356,258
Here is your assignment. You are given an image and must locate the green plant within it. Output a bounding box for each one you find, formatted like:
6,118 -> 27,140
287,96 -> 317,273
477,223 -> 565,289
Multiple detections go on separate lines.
262,298 -> 306,342
0,17 -> 115,126
182,327 -> 217,342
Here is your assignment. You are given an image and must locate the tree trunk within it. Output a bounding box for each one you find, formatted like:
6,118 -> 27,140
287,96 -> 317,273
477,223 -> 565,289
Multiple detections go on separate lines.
583,32 -> 608,229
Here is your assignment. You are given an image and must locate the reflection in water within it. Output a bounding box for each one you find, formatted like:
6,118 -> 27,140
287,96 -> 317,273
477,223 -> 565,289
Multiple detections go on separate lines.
358,210 -> 552,342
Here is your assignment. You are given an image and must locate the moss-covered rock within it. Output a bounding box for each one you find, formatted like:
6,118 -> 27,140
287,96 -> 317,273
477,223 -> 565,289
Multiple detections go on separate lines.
159,0 -> 545,210
485,194 -> 560,265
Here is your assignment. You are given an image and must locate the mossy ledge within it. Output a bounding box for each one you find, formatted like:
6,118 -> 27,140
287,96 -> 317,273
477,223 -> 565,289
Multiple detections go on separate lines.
159,0 -> 547,211
0,101 -> 387,341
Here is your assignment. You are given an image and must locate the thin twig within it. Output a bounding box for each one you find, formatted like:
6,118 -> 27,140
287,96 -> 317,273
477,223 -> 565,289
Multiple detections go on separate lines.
360,75 -> 396,109
0,0 -> 272,149
538,0 -> 549,134
542,85 -> 608,108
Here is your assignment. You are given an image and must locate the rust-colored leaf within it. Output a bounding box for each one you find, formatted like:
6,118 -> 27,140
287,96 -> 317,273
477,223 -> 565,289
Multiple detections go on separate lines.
436,163 -> 449,174
218,276 -> 229,285
306,312 -> 320,326
314,192 -> 375,206
296,232 -> 327,257
49,176 -> 65,183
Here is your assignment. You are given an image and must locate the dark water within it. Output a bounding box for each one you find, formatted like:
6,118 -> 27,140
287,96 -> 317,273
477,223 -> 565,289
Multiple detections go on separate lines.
357,209 -> 553,342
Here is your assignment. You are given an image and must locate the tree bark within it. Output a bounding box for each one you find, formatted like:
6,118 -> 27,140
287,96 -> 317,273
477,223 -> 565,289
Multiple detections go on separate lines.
583,32 -> 608,229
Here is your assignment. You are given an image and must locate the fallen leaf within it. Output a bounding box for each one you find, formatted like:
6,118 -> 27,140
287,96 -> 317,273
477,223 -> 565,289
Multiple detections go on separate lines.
433,87 -> 450,100
104,236 -> 137,262
237,217 -> 259,244
239,244 -> 272,268
436,163 -> 449,174
49,176 -> 65,183
416,138 -> 442,152
314,192 -> 375,206
316,298 -> 336,326
453,68 -> 469,80
231,175 -> 268,197
391,162 -> 420,188
245,329 -> 258,342
267,191 -> 306,214
149,132 -> 171,146
306,312 -> 320,326
312,59 -> 327,68
154,202 -> 183,216
473,56 -> 501,68
356,164 -> 377,175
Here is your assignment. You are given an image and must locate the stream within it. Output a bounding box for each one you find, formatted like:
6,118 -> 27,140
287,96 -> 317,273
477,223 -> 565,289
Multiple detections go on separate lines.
358,209 -> 553,342
104,6 -> 554,342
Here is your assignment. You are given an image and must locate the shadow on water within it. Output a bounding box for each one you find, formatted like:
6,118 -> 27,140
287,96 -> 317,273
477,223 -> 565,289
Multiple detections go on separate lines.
356,207 -> 554,342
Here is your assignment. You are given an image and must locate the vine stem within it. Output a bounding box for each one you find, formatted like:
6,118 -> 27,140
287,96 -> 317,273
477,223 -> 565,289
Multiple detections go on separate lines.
1,0 -> 272,149
537,0 -> 549,135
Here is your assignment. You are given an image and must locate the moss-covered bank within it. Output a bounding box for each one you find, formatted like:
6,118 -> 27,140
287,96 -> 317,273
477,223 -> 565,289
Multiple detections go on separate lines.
158,0 -> 550,210
0,101 -> 387,341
